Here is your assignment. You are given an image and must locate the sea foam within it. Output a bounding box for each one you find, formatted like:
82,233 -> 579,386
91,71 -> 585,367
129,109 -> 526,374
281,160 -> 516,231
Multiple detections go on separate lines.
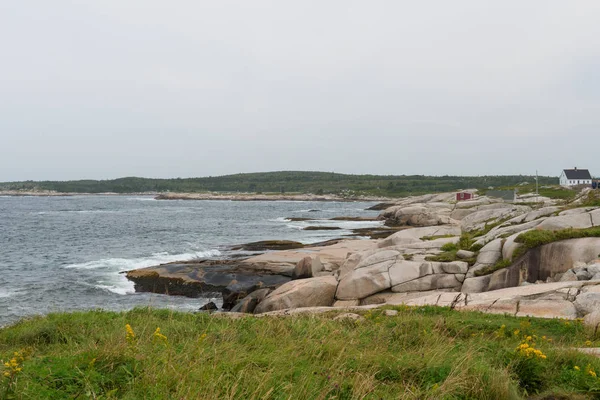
63,250 -> 222,271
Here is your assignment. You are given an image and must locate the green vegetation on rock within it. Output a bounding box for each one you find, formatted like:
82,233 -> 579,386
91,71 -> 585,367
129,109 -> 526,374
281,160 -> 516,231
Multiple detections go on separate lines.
1,308 -> 599,399
514,227 -> 600,254
474,227 -> 600,277
474,259 -> 513,277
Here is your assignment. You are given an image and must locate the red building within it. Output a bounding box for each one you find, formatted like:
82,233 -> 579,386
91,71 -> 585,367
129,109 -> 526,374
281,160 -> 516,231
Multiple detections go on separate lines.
456,192 -> 473,201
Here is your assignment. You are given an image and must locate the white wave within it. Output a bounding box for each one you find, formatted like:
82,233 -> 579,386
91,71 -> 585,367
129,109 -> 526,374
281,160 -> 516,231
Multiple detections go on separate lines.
285,224 -> 306,230
285,220 -> 383,230
0,288 -> 19,298
63,249 -> 222,271
34,209 -> 118,216
94,283 -> 135,295
269,217 -> 291,222
126,197 -> 156,201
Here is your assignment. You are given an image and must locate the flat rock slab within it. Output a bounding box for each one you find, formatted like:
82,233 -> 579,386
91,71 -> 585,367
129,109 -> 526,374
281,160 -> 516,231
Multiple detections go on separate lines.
126,261 -> 290,298
242,239 -> 377,269
254,276 -> 338,313
574,348 -> 600,357
516,300 -> 578,319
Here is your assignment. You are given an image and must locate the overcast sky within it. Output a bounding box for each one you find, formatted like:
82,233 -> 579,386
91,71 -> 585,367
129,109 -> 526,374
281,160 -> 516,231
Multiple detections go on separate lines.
1,1 -> 599,181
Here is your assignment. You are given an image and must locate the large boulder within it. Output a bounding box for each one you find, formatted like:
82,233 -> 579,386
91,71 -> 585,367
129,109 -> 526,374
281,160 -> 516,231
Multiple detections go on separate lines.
461,275 -> 491,293
502,231 -> 528,261
591,209 -> 600,226
336,261 -> 393,300
474,219 -> 545,248
574,285 -> 600,315
378,225 -> 460,248
584,310 -> 600,329
460,205 -> 530,233
254,276 -> 338,313
536,213 -> 593,230
467,239 -> 503,278
391,273 -> 464,292
291,256 -> 324,280
516,300 -> 578,319
538,238 -> 600,276
379,203 -> 454,227
523,207 -> 561,222
337,256 -> 468,300
230,288 -> 272,313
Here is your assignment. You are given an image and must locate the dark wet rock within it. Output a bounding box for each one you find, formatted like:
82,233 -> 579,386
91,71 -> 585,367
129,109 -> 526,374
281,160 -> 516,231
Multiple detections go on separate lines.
348,227 -> 403,239
230,240 -> 305,251
125,259 -> 290,299
329,216 -> 378,221
304,239 -> 345,247
231,288 -> 272,313
199,301 -> 218,311
221,282 -> 261,310
231,297 -> 259,313
303,226 -> 341,231
287,217 -> 314,221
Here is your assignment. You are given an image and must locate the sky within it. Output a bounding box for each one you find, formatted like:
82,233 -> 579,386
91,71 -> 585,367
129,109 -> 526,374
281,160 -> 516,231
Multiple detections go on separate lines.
1,1 -> 600,181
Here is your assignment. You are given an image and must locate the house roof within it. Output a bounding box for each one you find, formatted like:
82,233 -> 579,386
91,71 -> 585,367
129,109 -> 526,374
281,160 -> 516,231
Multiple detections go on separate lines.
563,169 -> 592,180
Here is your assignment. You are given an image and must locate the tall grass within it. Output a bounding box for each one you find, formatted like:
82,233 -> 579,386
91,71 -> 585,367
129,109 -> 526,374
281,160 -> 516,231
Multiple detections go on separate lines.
1,307 -> 600,399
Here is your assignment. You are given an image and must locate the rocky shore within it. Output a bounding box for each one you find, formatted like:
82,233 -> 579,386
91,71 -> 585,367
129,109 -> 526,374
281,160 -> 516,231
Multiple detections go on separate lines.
125,189 -> 600,329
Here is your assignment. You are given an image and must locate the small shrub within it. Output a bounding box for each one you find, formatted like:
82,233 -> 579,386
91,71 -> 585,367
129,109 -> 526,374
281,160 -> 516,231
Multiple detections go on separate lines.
474,259 -> 512,277
420,234 -> 455,241
515,227 -> 600,251
470,243 -> 483,252
440,242 -> 458,252
425,250 -> 458,263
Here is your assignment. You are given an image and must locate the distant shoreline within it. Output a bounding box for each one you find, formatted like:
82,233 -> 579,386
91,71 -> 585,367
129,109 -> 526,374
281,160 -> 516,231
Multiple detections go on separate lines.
0,191 -> 155,197
0,190 -> 392,202
153,192 -> 391,202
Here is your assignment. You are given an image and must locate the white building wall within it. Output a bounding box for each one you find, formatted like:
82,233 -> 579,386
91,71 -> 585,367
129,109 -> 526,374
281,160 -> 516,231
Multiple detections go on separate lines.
560,171 -> 593,187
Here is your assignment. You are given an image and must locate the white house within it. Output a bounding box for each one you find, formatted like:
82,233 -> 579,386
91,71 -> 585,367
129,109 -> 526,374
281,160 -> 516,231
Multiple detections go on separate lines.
559,167 -> 593,187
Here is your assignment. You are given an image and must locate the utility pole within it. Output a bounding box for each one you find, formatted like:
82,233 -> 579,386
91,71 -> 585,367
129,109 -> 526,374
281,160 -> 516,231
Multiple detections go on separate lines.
535,170 -> 539,203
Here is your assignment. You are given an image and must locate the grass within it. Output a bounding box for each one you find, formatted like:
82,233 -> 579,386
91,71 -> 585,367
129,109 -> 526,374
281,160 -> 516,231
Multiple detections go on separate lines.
2,307 -> 600,399
514,227 -> 600,254
425,235 -> 478,265
474,259 -> 513,277
420,234 -> 456,241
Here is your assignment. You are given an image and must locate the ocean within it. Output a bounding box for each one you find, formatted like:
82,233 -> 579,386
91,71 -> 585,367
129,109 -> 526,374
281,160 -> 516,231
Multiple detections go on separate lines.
0,195 -> 380,326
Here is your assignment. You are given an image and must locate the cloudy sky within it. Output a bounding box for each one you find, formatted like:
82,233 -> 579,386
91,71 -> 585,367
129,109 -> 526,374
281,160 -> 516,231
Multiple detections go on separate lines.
1,1 -> 599,181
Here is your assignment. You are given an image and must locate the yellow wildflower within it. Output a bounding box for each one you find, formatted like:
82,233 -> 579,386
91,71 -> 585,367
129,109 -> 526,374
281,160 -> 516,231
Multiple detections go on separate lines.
2,351 -> 26,379
125,324 -> 136,341
513,329 -> 520,336
153,327 -> 168,344
585,365 -> 597,377
574,366 -> 580,371
585,340 -> 593,347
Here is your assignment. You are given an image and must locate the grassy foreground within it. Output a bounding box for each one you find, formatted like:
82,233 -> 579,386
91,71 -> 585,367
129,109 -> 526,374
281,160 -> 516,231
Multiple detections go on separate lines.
1,307 -> 600,399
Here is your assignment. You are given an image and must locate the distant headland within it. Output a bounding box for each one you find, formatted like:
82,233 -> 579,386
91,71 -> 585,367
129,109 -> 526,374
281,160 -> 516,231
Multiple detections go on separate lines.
0,171 -> 557,198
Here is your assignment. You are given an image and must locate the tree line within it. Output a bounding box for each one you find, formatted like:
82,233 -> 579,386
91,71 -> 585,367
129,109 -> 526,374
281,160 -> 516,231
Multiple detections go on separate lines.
0,171 -> 558,197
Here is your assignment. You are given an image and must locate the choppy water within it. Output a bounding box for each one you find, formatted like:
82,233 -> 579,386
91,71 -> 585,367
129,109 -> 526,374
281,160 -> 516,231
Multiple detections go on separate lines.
0,195 -> 380,326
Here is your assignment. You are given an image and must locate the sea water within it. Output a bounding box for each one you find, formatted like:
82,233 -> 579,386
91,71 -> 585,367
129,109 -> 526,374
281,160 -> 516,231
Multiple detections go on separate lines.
0,195 -> 380,326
